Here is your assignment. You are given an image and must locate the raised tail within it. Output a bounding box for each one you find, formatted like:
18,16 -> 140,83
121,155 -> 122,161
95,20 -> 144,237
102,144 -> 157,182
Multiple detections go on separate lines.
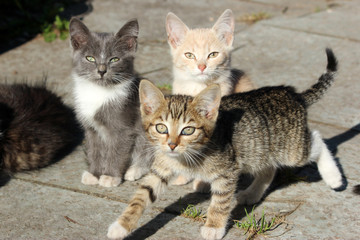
354,185 -> 360,195
301,48 -> 338,107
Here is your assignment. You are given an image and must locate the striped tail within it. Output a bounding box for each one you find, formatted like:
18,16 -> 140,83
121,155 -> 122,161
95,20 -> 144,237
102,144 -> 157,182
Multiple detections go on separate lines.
301,48 -> 338,107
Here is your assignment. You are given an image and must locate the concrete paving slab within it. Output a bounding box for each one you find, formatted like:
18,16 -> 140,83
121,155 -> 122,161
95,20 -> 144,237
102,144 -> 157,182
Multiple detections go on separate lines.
264,0 -> 360,42
1,0 -> 359,239
231,23 -> 360,130
8,121 -> 359,239
0,179 -> 212,240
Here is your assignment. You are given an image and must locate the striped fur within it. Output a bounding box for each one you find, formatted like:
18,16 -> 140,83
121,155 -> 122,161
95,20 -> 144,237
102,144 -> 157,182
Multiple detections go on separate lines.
108,49 -> 342,240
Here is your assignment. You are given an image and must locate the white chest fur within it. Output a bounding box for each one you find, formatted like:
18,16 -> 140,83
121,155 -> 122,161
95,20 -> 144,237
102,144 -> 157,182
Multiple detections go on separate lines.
73,74 -> 131,125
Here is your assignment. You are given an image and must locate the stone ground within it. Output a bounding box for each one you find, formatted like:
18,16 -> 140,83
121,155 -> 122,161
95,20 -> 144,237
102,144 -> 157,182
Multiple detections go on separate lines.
1,0 -> 359,239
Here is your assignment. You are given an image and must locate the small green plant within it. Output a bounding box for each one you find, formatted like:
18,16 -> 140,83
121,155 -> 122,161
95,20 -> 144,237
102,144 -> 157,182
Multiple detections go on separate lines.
42,14 -> 70,42
181,204 -> 206,222
238,12 -> 271,24
314,6 -> 323,13
157,83 -> 172,91
234,206 -> 283,239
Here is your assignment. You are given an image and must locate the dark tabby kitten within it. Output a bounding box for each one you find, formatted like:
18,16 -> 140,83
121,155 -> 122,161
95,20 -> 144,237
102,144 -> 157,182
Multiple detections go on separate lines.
69,18 -> 152,187
107,49 -> 343,240
0,84 -> 82,184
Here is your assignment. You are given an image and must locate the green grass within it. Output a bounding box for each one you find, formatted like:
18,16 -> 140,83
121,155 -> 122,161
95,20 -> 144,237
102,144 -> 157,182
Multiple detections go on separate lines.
181,204 -> 206,222
42,14 -> 70,42
234,206 -> 284,239
157,84 -> 172,91
0,0 -> 81,50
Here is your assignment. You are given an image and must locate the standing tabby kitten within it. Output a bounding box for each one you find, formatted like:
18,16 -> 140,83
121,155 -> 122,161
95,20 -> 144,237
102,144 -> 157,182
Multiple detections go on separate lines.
166,9 -> 254,96
166,9 -> 255,187
0,83 -> 82,183
69,18 -> 151,187
107,49 -> 343,240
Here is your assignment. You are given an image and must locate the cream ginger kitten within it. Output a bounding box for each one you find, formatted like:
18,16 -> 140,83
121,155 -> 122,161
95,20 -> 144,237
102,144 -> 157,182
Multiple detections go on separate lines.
166,9 -> 255,188
166,9 -> 254,96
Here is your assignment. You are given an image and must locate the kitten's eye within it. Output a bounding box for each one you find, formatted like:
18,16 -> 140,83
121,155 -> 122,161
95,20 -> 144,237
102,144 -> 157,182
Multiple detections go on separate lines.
86,56 -> 96,62
181,127 -> 195,136
184,52 -> 195,59
208,52 -> 219,58
156,124 -> 168,134
110,57 -> 119,63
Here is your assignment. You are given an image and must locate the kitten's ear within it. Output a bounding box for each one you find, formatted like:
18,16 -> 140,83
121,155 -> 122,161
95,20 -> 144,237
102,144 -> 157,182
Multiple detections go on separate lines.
192,84 -> 221,121
69,18 -> 91,50
115,19 -> 139,51
212,9 -> 235,47
139,80 -> 165,116
166,12 -> 189,48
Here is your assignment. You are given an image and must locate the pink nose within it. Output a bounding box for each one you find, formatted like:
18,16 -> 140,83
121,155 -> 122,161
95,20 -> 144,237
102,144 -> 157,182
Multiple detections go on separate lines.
198,64 -> 206,72
168,143 -> 177,150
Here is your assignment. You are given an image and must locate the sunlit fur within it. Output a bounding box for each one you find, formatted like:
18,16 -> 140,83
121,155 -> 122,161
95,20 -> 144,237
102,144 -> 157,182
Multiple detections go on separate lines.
108,49 -> 343,240
166,9 -> 255,97
69,18 -> 152,187
167,10 -> 255,187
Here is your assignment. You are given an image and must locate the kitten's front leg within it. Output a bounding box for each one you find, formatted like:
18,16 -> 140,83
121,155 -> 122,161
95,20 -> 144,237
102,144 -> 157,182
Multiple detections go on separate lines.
201,177 -> 237,240
82,130 -> 101,185
107,170 -> 171,239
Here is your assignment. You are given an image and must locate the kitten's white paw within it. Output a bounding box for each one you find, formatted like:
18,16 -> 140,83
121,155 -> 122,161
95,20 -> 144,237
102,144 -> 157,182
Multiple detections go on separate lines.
107,221 -> 129,239
200,226 -> 225,240
193,179 -> 211,193
236,190 -> 262,205
171,175 -> 192,185
81,171 -> 99,185
99,175 -> 122,187
325,174 -> 343,189
124,165 -> 146,181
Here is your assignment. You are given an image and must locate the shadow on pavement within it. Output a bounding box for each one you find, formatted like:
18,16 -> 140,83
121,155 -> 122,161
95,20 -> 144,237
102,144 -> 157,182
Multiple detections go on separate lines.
0,0 -> 92,54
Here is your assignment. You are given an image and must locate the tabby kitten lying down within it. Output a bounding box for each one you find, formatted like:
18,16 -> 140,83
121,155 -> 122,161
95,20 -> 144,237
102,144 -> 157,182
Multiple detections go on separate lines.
108,49 -> 343,240
0,84 -> 82,180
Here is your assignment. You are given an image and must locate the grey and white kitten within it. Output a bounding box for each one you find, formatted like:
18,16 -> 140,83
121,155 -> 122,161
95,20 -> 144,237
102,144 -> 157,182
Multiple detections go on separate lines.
69,18 -> 151,187
108,49 -> 343,240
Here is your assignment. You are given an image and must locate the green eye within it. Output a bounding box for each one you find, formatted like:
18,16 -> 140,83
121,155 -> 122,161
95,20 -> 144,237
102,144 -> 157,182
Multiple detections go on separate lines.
156,124 -> 168,134
208,52 -> 219,58
110,57 -> 119,63
184,52 -> 195,59
181,127 -> 195,136
86,56 -> 96,62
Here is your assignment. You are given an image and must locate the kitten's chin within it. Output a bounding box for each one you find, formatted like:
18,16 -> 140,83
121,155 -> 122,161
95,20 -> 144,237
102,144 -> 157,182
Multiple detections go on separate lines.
195,74 -> 210,82
166,152 -> 181,158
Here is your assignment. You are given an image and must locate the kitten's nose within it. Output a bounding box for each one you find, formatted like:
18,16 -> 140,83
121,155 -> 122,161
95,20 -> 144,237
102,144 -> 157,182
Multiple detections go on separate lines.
98,64 -> 107,77
168,143 -> 177,150
198,64 -> 207,72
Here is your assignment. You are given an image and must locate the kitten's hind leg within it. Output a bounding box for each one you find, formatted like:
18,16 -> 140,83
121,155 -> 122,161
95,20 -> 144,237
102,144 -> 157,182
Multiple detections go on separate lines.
236,168 -> 276,205
124,165 -> 149,181
310,130 -> 343,189
193,178 -> 211,193
171,174 -> 192,185
81,170 -> 99,185
124,133 -> 152,181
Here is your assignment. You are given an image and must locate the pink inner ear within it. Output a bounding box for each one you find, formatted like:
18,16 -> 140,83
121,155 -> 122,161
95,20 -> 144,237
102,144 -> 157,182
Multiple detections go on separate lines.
224,33 -> 233,46
71,34 -> 87,49
168,36 -> 178,49
126,37 -> 136,50
143,103 -> 153,115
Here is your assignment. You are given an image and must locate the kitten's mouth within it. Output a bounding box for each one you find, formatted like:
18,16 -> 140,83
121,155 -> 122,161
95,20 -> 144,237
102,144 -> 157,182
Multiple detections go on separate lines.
166,151 -> 181,158
195,73 -> 210,81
